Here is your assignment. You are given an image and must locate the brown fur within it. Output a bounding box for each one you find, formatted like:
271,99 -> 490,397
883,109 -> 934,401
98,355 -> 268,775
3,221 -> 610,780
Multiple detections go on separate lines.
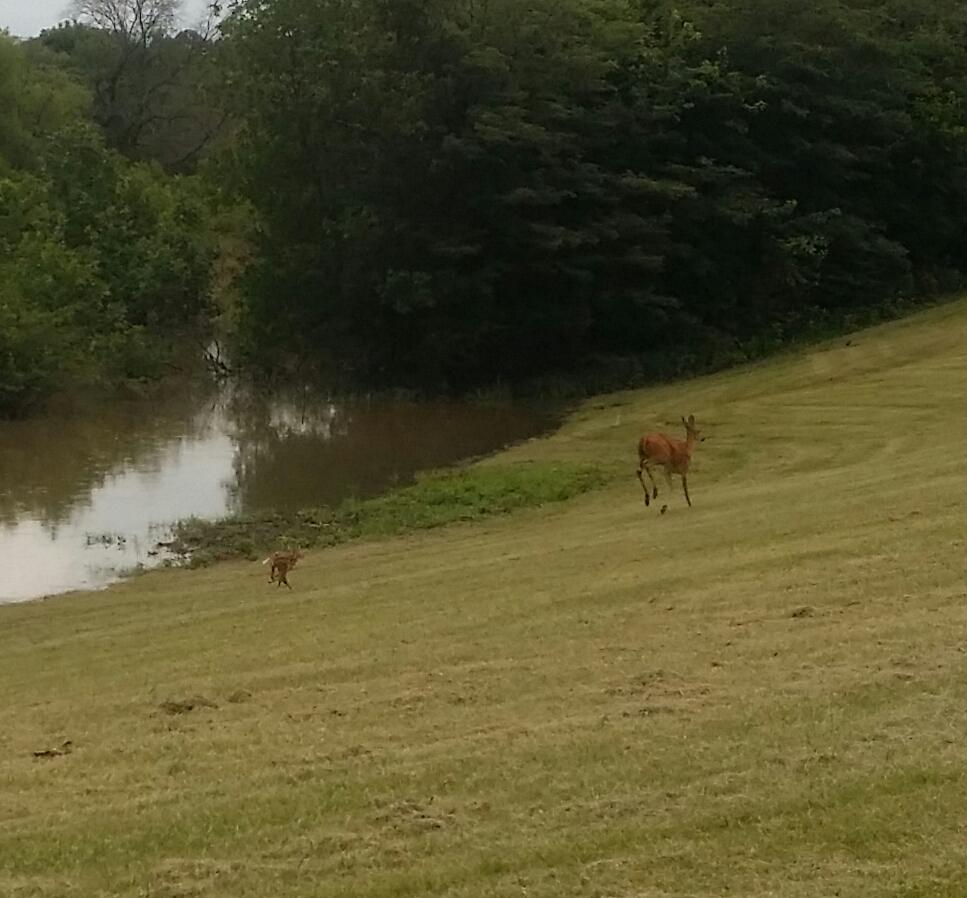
636,414 -> 703,508
261,549 -> 304,589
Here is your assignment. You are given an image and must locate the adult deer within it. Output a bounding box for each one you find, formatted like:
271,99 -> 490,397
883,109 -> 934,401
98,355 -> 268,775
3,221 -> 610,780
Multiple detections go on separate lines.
636,415 -> 703,510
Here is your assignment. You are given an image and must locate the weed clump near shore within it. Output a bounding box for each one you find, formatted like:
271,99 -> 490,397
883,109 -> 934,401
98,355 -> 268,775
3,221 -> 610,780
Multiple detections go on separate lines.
168,461 -> 609,566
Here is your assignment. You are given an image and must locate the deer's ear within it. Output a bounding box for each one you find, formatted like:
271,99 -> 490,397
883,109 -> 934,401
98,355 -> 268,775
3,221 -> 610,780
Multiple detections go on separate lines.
681,416 -> 688,426
687,414 -> 695,426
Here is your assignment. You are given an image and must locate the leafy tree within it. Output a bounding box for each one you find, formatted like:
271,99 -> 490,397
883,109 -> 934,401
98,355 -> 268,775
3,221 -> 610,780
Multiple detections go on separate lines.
0,35 -> 89,173
221,0 -> 691,387
0,33 -> 216,416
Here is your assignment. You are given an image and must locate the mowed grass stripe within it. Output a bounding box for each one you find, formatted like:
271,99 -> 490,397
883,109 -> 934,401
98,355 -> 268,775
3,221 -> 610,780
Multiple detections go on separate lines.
3,298 -> 967,896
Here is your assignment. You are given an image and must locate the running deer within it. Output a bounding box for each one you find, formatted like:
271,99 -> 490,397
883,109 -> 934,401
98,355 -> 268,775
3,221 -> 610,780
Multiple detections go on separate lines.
636,415 -> 703,510
262,549 -> 304,589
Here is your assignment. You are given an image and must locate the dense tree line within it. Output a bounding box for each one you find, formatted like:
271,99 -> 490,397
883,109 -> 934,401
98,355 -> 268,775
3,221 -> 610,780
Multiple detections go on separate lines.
4,0 -> 967,414
221,0 -> 967,391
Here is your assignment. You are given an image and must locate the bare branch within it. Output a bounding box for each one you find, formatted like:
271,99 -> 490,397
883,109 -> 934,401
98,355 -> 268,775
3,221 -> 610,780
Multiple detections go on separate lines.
69,0 -> 182,43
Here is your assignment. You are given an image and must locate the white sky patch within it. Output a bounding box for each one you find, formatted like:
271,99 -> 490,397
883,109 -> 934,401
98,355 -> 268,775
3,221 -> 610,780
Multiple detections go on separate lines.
0,0 -> 212,38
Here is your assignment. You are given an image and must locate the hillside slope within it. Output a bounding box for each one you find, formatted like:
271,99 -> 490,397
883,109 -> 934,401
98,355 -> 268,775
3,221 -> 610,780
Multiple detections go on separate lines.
3,299 -> 967,897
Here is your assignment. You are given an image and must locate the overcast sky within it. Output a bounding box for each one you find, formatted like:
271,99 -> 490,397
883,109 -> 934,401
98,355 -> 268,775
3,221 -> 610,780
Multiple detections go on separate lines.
0,0 -> 211,38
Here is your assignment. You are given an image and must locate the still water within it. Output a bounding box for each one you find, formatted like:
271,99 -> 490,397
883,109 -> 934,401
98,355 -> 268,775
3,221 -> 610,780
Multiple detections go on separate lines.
0,385 -> 557,603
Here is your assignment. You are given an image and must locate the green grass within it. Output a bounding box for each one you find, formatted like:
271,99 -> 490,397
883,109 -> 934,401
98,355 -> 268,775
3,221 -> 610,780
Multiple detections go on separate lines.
169,461 -> 609,565
5,297 -> 967,896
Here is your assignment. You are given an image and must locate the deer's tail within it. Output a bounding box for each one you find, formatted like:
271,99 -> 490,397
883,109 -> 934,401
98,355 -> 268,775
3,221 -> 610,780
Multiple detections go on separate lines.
261,556 -> 271,565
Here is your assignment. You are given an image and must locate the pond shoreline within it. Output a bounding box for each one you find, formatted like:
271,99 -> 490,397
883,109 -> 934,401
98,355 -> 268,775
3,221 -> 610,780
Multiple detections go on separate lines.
0,386 -> 562,603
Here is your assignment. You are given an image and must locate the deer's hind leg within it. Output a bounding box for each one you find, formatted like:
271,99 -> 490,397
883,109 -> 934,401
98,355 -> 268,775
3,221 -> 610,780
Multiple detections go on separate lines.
636,463 -> 651,506
638,461 -> 659,505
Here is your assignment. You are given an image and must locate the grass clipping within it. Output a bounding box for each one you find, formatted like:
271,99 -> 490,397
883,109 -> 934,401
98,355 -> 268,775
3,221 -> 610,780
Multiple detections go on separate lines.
168,461 -> 607,566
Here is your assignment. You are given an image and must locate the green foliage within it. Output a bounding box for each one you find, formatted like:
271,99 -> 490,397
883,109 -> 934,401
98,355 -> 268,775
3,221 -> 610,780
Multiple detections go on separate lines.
221,0 -> 680,387
168,461 -> 608,565
0,35 -> 89,173
91,161 -> 215,330
0,286 -> 76,412
0,33 -> 216,417
218,0 -> 967,393
8,0 -> 967,412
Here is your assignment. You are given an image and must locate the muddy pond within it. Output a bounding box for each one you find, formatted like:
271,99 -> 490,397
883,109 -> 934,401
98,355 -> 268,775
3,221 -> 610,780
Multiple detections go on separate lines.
0,385 -> 558,603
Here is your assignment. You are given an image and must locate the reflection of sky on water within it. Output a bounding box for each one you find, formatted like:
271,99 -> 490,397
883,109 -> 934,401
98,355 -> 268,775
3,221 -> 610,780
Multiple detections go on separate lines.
0,428 -> 236,602
0,389 -> 555,604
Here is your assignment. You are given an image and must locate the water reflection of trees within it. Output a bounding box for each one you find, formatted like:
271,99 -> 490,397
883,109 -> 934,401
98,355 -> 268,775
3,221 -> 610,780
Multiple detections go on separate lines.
0,382 -> 556,530
0,385 -> 221,528
224,390 -> 555,513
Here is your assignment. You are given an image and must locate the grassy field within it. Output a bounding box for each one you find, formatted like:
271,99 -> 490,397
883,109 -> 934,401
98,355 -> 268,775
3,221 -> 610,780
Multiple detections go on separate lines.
4,299 -> 967,897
